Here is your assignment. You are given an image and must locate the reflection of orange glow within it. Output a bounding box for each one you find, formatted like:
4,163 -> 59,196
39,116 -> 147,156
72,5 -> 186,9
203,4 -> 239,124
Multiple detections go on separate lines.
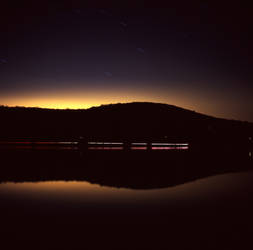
3,181 -> 97,191
0,181 -> 146,201
0,181 -> 132,198
1,172 -> 249,202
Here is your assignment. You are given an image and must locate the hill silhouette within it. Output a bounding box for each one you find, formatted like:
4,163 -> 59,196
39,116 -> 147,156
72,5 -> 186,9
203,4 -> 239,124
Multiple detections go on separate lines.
0,102 -> 252,141
0,102 -> 252,189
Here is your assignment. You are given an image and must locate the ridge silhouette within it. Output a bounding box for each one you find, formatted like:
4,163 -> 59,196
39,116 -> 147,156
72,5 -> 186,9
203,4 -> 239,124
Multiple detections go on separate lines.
0,102 -> 252,141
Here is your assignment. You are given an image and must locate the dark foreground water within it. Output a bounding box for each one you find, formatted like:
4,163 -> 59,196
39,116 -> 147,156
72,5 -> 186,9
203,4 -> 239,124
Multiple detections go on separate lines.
0,148 -> 252,250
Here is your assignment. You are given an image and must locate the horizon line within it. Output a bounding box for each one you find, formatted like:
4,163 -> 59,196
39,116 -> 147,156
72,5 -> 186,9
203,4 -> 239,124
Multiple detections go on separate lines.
1,101 -> 250,123
0,101 -> 182,110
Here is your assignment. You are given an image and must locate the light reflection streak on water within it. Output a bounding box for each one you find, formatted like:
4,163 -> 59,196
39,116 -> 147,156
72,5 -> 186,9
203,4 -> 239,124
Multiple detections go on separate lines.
152,146 -> 188,150
152,143 -> 189,146
88,147 -> 124,150
0,141 -> 189,150
0,141 -> 78,145
1,145 -> 79,150
132,143 -> 147,145
131,147 -> 147,150
88,142 -> 124,145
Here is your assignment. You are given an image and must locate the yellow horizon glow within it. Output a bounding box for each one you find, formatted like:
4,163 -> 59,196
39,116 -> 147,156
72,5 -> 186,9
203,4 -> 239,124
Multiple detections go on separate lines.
0,85 -> 245,121
0,87 -> 197,110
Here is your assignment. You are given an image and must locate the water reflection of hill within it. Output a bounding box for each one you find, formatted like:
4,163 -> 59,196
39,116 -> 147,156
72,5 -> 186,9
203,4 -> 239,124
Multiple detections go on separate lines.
0,149 -> 251,189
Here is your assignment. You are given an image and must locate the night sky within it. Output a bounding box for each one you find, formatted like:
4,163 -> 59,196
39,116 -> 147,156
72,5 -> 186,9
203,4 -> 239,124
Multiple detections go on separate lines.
0,3 -> 252,121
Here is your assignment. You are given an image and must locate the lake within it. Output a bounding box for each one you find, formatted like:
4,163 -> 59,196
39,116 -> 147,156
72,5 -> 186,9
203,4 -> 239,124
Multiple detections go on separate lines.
0,147 -> 252,250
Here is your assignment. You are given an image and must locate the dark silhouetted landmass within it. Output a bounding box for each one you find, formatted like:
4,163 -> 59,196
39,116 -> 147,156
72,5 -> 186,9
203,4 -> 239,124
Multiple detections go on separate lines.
0,103 -> 253,250
0,102 -> 252,142
0,102 -> 252,188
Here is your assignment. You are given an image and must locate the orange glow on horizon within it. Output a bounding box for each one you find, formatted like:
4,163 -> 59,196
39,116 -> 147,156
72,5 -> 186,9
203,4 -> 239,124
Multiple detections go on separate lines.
0,87 -> 197,111
0,85 -> 245,121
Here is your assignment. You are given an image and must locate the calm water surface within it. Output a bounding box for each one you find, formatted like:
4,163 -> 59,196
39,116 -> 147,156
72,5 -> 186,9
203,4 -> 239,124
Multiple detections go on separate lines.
0,148 -> 252,249
1,171 -> 253,204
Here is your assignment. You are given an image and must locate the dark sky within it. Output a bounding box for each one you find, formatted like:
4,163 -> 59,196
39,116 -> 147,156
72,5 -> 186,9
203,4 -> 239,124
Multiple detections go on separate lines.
0,3 -> 252,121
